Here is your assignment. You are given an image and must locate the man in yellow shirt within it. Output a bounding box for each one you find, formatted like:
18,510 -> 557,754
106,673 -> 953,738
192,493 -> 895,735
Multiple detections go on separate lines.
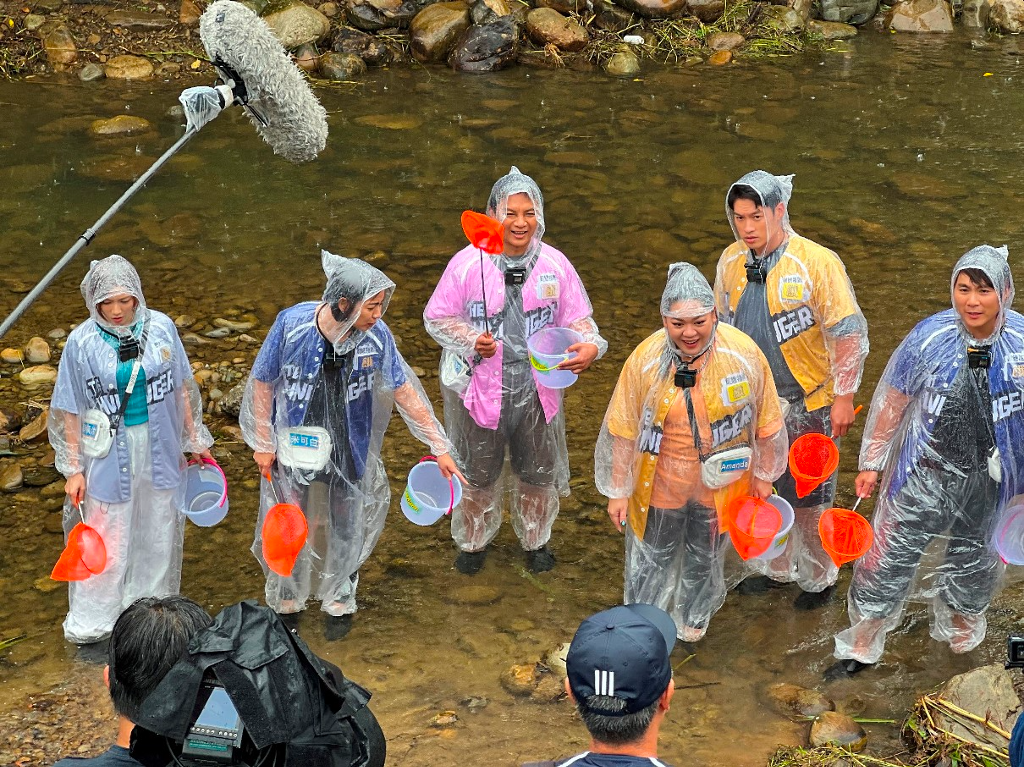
714,171 -> 869,610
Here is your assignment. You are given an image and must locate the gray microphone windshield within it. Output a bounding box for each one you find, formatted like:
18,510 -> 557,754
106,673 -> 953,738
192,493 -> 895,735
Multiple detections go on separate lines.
200,0 -> 328,163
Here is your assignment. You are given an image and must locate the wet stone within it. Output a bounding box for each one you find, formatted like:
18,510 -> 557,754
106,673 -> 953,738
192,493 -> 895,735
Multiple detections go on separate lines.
41,480 -> 66,499
688,0 -> 725,20
933,664 -> 1020,745
0,463 -> 24,492
0,407 -> 21,433
989,0 -> 1024,31
213,318 -> 255,332
500,663 -> 539,696
531,672 -> 565,703
18,365 -> 57,387
542,642 -> 570,677
410,1 -> 471,63
614,0 -> 686,16
264,2 -> 331,47
354,114 -> 423,130
320,52 -> 367,78
89,115 -> 153,137
47,328 -> 67,340
887,0 -> 954,30
204,327 -> 232,339
332,25 -> 394,65
765,683 -> 836,718
807,19 -> 859,37
43,25 -> 78,67
1,348 -> 23,364
294,43 -> 320,71
180,0 -> 202,24
444,584 -> 502,605
809,711 -> 867,752
19,408 -> 50,442
104,9 -> 175,29
708,31 -> 744,49
104,55 -> 154,79
603,48 -> 641,76
24,13 -> 46,30
24,466 -> 61,487
34,575 -> 63,593
429,710 -> 459,727
175,314 -> 196,328
708,49 -> 733,65
526,8 -> 588,51
449,16 -> 519,72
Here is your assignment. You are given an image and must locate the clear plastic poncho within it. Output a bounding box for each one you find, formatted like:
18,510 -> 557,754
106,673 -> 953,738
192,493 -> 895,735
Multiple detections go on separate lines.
241,253 -> 452,617
835,245 -> 1024,664
595,263 -> 788,641
714,171 -> 869,593
423,167 -> 606,554
48,255 -> 212,644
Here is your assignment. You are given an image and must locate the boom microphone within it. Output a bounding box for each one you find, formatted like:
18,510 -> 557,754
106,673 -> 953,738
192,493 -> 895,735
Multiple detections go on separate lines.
200,0 -> 328,163
0,0 -> 329,340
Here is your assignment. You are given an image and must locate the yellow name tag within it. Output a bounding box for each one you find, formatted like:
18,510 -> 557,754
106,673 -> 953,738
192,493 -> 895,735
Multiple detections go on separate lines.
780,281 -> 804,301
726,380 -> 751,403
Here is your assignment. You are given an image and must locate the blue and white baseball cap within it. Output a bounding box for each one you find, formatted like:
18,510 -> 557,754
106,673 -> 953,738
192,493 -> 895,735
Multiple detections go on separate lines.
566,604 -> 676,716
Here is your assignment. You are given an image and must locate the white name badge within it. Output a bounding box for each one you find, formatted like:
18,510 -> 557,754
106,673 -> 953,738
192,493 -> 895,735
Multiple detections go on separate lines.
81,408 -> 114,459
700,445 -> 753,489
277,426 -> 333,471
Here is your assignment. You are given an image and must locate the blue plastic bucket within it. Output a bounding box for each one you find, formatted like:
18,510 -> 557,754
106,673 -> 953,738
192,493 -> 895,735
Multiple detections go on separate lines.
181,458 -> 229,527
401,460 -> 463,526
528,327 -> 583,389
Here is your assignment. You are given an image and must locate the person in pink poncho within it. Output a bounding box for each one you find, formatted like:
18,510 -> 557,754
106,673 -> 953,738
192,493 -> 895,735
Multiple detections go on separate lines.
424,166 -> 607,575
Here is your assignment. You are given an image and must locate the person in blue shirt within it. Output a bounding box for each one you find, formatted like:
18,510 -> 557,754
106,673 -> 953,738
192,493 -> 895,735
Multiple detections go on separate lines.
242,251 -> 462,640
49,256 -> 213,653
829,245 -> 1024,677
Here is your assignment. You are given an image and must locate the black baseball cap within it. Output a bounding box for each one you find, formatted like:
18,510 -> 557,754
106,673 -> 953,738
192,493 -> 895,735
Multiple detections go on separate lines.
566,604 -> 676,716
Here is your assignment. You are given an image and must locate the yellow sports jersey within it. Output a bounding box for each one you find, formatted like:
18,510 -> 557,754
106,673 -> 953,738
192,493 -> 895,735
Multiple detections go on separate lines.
714,234 -> 862,412
605,324 -> 783,538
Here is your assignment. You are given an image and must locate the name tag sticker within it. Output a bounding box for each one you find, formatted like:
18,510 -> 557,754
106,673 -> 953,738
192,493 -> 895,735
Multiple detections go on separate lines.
536,273 -> 559,300
779,275 -> 805,302
721,373 -> 751,404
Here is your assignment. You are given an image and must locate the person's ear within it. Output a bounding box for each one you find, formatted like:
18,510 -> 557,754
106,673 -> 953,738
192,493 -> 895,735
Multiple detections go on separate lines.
564,677 -> 576,703
774,202 -> 786,220
337,298 -> 350,315
104,664 -> 111,691
660,678 -> 674,712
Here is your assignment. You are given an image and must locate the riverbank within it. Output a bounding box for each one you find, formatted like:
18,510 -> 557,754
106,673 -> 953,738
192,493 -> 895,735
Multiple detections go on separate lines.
0,0 -> 1009,83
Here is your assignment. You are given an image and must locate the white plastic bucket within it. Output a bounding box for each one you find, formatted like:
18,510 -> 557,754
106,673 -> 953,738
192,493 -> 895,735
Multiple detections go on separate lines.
995,504 -> 1024,565
181,458 -> 229,527
528,327 -> 583,390
750,494 -> 795,561
401,460 -> 463,526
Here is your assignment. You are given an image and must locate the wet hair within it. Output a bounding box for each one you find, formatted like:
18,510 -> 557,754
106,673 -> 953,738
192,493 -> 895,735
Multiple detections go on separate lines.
329,298 -> 355,322
108,596 -> 212,722
576,695 -> 660,746
955,267 -> 995,290
728,183 -> 785,212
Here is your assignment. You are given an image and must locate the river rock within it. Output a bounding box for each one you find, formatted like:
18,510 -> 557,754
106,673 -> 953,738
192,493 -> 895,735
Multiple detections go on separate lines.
961,0 -> 990,24
603,48 -> 640,75
264,2 -> 331,48
430,710 -> 459,728
444,583 -> 502,606
808,18 -> 859,36
18,365 -> 57,387
24,13 -> 46,30
1,348 -> 23,364
23,466 -> 60,487
320,51 -> 368,78
820,0 -> 876,22
536,0 -> 585,12
500,663 -> 539,696
707,30 -> 744,49
449,16 -> 519,72
204,327 -> 233,339
219,383 -> 246,419
410,2 -> 471,62
765,683 -> 836,718
708,49 -> 732,64
104,55 -> 154,79
23,338 -> 51,364
41,480 -> 66,499
931,664 -> 1020,746
180,0 -> 202,24
542,642 -> 570,677
19,408 -> 49,442
89,115 -> 153,137
0,407 -> 22,433
42,25 -> 78,67
214,318 -> 255,332
105,9 -> 175,29
887,0 -> 953,30
294,43 -> 321,71
0,463 -> 23,492
989,0 -> 1024,30
764,4 -> 806,30
320,1 -> 339,15
809,711 -> 867,752
688,0 -> 725,20
592,0 -> 635,29
613,0 -> 686,17
532,672 -> 566,703
332,25 -> 394,65
471,0 -> 511,22
526,8 -> 588,50
79,63 -> 106,82
346,0 -> 419,31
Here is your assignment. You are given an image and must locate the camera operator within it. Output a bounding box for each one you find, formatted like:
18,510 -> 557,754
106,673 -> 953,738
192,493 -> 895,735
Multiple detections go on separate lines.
54,596 -> 214,767
129,599 -> 385,767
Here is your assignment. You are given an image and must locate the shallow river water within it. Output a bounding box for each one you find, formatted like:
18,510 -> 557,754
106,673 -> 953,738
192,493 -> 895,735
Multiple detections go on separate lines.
2,30 -> 1024,767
